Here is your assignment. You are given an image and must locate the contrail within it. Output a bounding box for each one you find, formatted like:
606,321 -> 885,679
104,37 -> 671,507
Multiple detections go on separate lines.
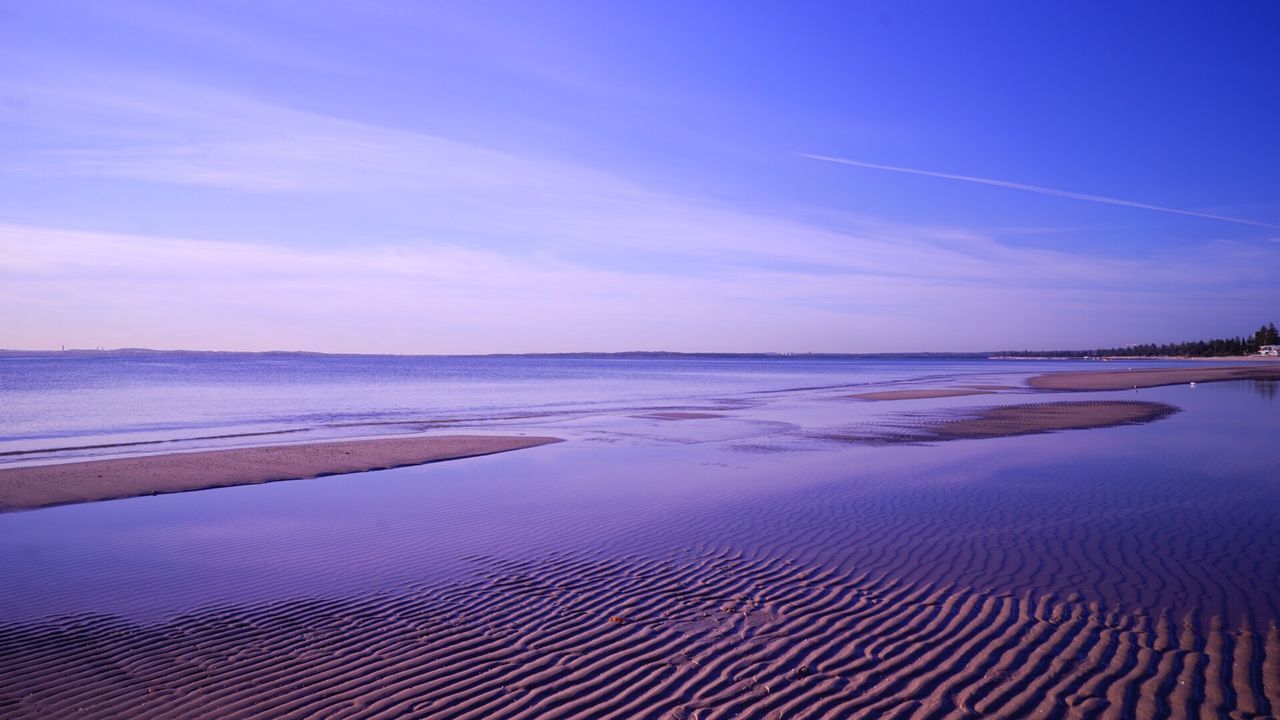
800,153 -> 1280,230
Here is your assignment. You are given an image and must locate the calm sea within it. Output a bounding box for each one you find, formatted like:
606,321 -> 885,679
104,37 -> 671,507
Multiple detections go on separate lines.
1,352 -> 1276,629
0,351 -> 1098,465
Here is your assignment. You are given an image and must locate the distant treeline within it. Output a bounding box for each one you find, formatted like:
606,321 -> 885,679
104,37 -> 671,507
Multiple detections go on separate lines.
996,322 -> 1279,358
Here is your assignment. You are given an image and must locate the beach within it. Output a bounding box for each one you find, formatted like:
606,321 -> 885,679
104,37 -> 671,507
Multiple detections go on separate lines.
848,388 -> 994,401
0,399 -> 1181,513
1028,362 -> 1280,391
7,543 -> 1275,719
0,435 -> 560,512
1,356 -> 1278,718
926,399 -> 1179,439
8,2 -> 1276,715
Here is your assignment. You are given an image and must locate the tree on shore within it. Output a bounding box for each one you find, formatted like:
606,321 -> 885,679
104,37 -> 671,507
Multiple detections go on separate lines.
993,321 -> 1279,358
1259,322 -> 1280,346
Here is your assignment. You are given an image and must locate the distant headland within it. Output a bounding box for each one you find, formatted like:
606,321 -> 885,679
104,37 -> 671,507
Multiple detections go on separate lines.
4,321 -> 1277,360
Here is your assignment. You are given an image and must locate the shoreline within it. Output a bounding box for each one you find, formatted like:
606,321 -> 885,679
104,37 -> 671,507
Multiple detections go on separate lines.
995,355 -> 1280,361
0,435 -> 561,513
927,400 -> 1178,439
849,388 -> 994,401
1026,363 -> 1280,391
7,362 -> 1274,513
821,400 -> 1179,445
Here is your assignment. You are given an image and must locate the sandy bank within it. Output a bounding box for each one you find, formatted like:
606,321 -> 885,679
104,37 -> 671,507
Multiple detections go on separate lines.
634,412 -> 725,420
849,388 -> 994,401
1028,364 -> 1280,391
929,400 -> 1178,439
0,435 -> 561,512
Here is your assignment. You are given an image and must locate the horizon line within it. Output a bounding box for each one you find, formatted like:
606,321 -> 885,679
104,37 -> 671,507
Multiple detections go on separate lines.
3,346 -> 1274,359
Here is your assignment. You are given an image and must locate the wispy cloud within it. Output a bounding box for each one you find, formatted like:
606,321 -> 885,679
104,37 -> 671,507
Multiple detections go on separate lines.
0,73 -> 1120,282
2,67 -> 1277,352
3,221 -> 1275,353
801,154 -> 1280,230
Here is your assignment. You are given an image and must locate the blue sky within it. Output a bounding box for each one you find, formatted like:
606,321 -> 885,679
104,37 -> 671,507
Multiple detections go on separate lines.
2,1 -> 1277,352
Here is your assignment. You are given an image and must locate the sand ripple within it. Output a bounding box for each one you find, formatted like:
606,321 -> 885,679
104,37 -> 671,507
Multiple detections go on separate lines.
1,546 -> 1276,718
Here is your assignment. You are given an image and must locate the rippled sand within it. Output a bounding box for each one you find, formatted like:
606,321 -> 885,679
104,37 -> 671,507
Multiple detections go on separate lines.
2,546 -> 1276,719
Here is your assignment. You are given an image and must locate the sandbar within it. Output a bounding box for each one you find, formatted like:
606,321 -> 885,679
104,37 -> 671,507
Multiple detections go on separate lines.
0,435 -> 561,512
634,412 -> 725,420
1028,364 -> 1280,391
928,400 -> 1178,439
850,388 -> 994,401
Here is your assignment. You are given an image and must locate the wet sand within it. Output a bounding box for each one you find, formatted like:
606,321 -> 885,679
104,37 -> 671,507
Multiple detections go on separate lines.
928,400 -> 1179,439
820,400 -> 1180,445
849,388 -> 994,401
0,435 -> 560,512
1028,363 -> 1280,391
1,378 -> 1277,717
634,412 -> 726,420
2,546 -> 1275,719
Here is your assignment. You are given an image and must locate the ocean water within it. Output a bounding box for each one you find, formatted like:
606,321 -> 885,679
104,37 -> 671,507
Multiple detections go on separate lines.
0,351 -> 1111,465
1,353 -> 1275,627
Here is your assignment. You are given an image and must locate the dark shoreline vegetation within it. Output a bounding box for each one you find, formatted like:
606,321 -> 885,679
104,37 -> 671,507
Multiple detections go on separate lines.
0,349 -> 1257,361
994,321 -> 1279,359
3,324 -> 1277,360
